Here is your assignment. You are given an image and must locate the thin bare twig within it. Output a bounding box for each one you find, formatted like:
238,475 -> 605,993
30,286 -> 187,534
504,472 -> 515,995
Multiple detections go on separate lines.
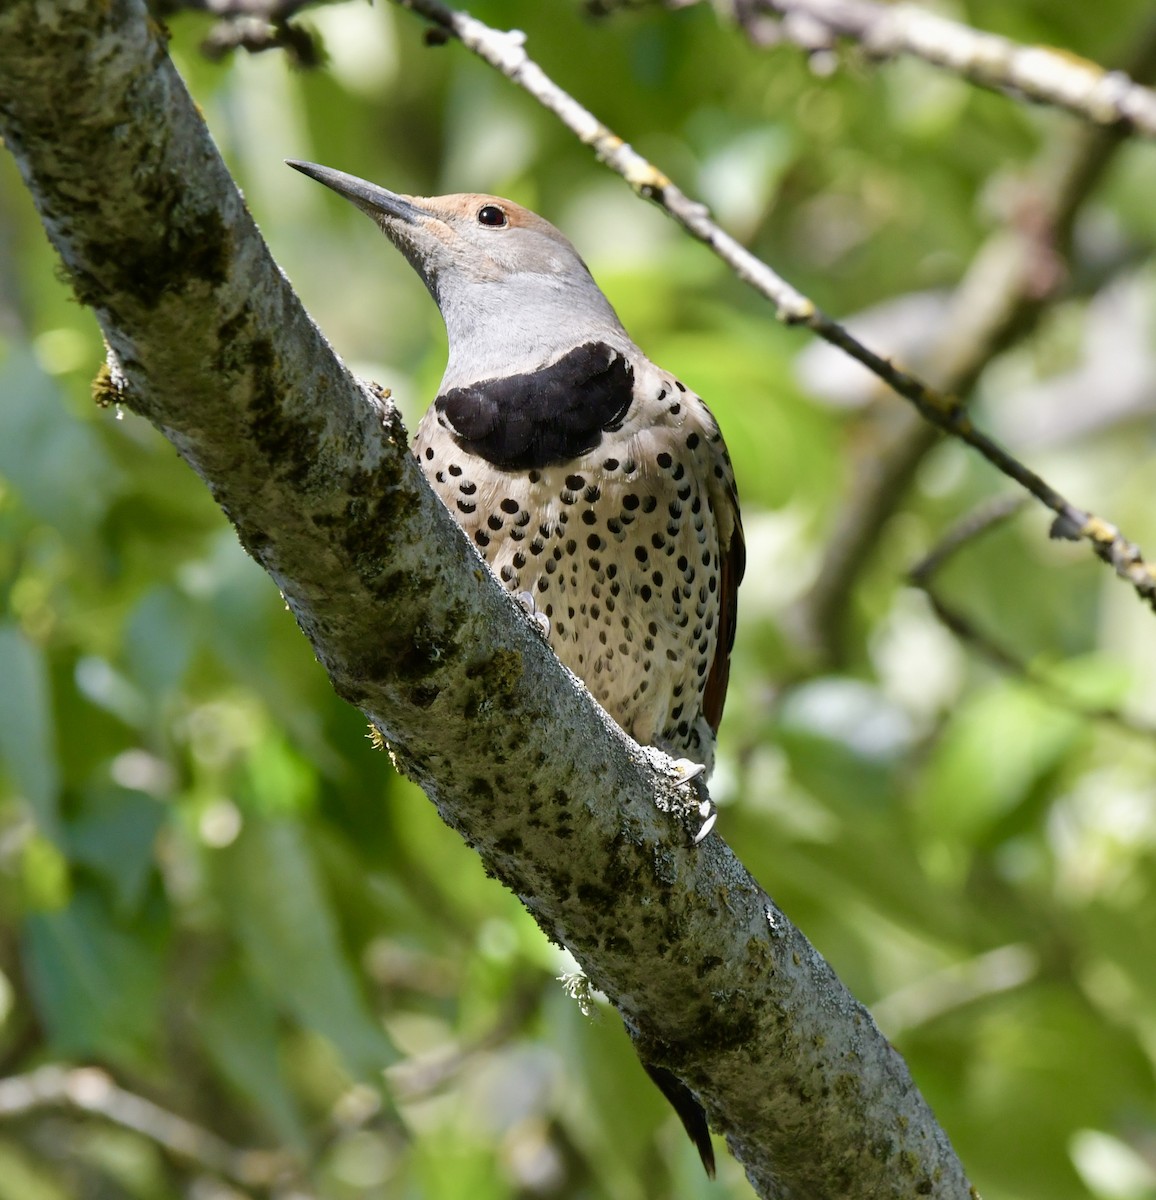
390,979 -> 542,1099
156,0 -> 320,62
907,495 -> 1030,586
393,0 -> 1156,616
729,0 -> 1156,138
908,498 -> 1156,741
794,9 -> 1156,664
0,1065 -> 295,1188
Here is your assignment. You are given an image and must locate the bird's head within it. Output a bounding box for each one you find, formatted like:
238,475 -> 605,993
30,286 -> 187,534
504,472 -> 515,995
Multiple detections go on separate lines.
287,160 -> 631,387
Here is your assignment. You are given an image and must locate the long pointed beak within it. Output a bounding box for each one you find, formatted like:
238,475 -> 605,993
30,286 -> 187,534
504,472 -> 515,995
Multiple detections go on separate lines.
285,160 -> 430,224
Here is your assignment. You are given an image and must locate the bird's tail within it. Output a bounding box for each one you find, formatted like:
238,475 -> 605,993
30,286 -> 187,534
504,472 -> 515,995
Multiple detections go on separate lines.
643,1061 -> 716,1177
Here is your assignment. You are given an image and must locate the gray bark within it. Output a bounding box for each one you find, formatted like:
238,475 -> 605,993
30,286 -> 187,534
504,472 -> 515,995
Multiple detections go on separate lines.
0,2 -> 974,1196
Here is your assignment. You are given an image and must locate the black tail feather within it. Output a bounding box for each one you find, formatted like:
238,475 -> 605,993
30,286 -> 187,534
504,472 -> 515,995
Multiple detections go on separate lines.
643,1061 -> 716,1178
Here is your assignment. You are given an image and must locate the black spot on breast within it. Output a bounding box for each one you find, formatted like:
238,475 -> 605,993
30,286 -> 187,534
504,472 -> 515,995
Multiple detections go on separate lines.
435,342 -> 634,470
424,447 -> 434,460
500,497 -> 519,514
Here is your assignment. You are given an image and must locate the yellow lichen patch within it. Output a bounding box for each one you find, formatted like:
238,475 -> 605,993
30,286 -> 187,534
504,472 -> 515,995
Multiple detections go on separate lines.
90,360 -> 120,408
1081,515 -> 1120,543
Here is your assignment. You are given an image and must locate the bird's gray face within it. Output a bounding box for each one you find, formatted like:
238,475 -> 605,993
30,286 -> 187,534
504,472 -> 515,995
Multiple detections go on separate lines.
287,160 -> 631,386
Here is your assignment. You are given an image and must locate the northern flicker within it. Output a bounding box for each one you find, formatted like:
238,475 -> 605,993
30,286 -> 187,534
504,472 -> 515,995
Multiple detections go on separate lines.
288,160 -> 745,1177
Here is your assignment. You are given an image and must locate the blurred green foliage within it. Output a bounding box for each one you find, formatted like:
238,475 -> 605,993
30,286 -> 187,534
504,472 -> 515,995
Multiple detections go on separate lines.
2,1 -> 1156,1196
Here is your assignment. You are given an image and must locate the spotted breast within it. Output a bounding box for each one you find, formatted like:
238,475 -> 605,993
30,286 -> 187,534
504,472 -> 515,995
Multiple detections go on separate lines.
413,339 -> 744,774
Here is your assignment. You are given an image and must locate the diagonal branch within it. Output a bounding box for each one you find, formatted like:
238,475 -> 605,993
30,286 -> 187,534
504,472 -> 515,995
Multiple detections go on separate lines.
728,0 -> 1156,138
0,1 -> 971,1195
0,1065 -> 294,1187
907,497 -> 1156,742
793,11 -> 1156,663
394,0 -> 1156,619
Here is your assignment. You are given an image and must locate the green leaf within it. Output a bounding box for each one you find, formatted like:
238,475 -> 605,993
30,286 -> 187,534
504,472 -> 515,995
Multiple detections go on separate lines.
22,885 -> 164,1067
122,585 -> 197,698
217,819 -> 395,1079
19,833 -> 69,911
0,1139 -> 72,1200
919,682 -> 1081,845
197,963 -> 307,1149
0,346 -> 121,537
66,785 -> 164,914
0,623 -> 61,842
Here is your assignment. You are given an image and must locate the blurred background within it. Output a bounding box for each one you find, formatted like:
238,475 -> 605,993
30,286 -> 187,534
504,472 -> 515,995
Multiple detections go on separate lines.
2,0 -> 1156,1196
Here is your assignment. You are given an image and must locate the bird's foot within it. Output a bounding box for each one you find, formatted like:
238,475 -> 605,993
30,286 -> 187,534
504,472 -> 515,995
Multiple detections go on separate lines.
693,799 -> 717,844
668,756 -> 706,785
644,749 -> 716,844
515,590 -> 551,639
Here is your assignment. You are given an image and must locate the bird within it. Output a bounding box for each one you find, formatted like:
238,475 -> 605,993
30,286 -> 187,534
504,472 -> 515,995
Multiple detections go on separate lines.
287,159 -> 745,1177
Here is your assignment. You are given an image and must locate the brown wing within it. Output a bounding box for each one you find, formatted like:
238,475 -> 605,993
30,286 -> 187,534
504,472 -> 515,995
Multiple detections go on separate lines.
702,474 -> 744,734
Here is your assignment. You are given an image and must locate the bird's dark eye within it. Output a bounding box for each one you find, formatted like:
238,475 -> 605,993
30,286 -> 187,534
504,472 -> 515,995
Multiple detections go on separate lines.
477,204 -> 508,228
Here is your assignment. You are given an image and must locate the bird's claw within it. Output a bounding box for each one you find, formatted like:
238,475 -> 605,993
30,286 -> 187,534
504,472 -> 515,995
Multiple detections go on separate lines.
644,749 -> 716,844
668,756 -> 706,785
693,804 -> 717,844
515,590 -> 551,639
